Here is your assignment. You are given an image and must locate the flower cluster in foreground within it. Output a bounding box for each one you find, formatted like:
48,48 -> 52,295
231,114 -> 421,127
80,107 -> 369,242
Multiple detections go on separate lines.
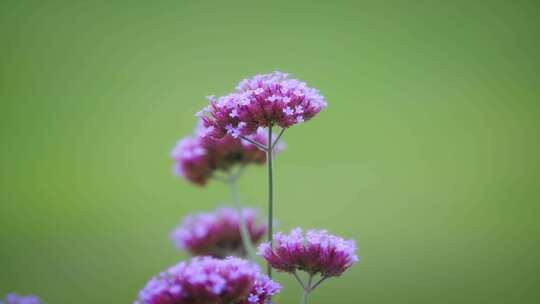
172,126 -> 285,185
198,71 -> 327,139
170,207 -> 267,258
1,293 -> 42,304
135,257 -> 280,304
258,228 -> 358,278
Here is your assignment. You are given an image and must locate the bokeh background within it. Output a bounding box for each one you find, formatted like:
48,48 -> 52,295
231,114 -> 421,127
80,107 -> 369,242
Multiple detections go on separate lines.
1,0 -> 539,303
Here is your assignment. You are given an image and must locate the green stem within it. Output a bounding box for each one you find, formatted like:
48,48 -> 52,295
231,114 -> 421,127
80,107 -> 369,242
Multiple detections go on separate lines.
266,125 -> 274,278
301,289 -> 310,304
272,128 -> 286,149
228,176 -> 257,262
300,274 -> 314,304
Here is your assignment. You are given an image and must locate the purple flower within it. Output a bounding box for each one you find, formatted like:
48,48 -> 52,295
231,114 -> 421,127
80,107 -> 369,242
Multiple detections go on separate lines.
2,293 -> 42,304
198,71 -> 327,139
258,228 -> 358,278
170,207 -> 267,258
171,125 -> 285,186
134,257 -> 281,304
236,273 -> 281,304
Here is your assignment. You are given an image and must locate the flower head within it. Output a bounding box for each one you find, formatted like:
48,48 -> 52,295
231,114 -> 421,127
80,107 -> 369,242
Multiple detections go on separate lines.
198,71 -> 327,138
258,228 -> 358,278
135,257 -> 280,304
170,207 -> 267,258
2,293 -> 42,304
171,125 -> 285,186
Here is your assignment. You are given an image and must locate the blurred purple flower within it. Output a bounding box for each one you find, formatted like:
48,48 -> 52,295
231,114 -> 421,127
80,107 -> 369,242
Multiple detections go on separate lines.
171,125 -> 285,186
170,207 -> 267,258
2,293 -> 42,304
198,71 -> 327,139
134,257 -> 280,304
258,228 -> 358,278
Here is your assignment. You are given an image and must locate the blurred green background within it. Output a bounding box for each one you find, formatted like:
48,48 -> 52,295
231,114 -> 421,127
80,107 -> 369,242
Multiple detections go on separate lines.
1,0 -> 539,303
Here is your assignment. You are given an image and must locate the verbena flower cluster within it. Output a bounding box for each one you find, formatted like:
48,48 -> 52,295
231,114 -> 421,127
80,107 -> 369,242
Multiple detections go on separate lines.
172,126 -> 285,185
136,71 -> 357,304
135,257 -> 280,304
1,293 -> 41,304
258,228 -> 358,278
198,71 -> 327,139
6,72 -> 356,304
170,207 -> 267,258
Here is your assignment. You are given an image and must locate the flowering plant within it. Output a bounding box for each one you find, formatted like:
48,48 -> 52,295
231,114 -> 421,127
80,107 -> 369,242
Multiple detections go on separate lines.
136,71 -> 359,304
3,72 -> 358,304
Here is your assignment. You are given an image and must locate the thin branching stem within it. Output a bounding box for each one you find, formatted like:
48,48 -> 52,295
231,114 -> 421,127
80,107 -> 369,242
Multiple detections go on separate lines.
271,128 -> 286,150
293,271 -> 306,290
309,276 -> 327,291
239,135 -> 267,151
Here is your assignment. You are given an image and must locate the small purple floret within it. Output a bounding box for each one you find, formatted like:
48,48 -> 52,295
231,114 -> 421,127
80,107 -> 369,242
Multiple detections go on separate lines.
258,228 -> 358,278
134,257 -> 281,304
